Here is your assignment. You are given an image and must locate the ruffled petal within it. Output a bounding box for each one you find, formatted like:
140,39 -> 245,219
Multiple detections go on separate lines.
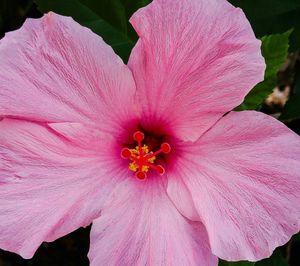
0,118 -> 125,258
167,111 -> 300,261
88,177 -> 217,266
128,0 -> 265,141
0,12 -> 138,135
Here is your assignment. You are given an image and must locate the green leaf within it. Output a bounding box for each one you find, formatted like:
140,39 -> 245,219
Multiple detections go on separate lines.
237,30 -> 291,110
34,0 -> 135,62
228,0 -> 300,51
219,260 -> 255,266
255,250 -> 289,266
80,0 -> 128,34
280,62 -> 300,121
121,0 -> 150,14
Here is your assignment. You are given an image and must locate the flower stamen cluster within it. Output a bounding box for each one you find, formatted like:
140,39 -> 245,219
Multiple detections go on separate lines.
121,131 -> 171,180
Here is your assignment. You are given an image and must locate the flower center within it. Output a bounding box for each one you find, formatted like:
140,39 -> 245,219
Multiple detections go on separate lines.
121,131 -> 171,180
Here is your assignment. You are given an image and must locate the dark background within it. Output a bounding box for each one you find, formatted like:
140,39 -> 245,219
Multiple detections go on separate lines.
0,0 -> 300,265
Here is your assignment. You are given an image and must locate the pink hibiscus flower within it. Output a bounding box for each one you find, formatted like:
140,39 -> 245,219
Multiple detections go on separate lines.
0,0 -> 299,265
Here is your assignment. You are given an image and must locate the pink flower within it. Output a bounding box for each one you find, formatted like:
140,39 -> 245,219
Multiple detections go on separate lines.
0,0 -> 299,264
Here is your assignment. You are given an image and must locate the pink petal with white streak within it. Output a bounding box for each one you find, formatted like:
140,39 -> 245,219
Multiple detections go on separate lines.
0,13 -> 138,135
128,0 -> 265,141
88,177 -> 217,266
0,118 -> 125,258
167,111 -> 300,261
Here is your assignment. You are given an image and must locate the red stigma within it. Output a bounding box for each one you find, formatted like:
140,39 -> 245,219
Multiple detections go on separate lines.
121,148 -> 131,158
156,165 -> 165,175
133,131 -> 144,142
161,143 -> 171,153
121,131 -> 170,180
136,171 -> 146,180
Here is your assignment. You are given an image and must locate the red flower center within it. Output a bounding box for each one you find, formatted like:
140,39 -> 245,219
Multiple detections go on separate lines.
121,131 -> 171,180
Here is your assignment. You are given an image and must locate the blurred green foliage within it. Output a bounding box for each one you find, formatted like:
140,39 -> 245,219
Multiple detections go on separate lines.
238,30 -> 292,110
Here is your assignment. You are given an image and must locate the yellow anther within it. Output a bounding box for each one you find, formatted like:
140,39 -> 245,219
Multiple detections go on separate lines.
142,145 -> 149,153
147,152 -> 156,163
142,165 -> 149,172
130,148 -> 138,155
129,162 -> 138,172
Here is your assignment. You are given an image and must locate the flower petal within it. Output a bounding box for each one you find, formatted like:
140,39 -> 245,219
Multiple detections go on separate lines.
0,118 -> 125,259
128,0 -> 265,141
0,12 -> 138,135
167,111 -> 300,261
88,177 -> 217,266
